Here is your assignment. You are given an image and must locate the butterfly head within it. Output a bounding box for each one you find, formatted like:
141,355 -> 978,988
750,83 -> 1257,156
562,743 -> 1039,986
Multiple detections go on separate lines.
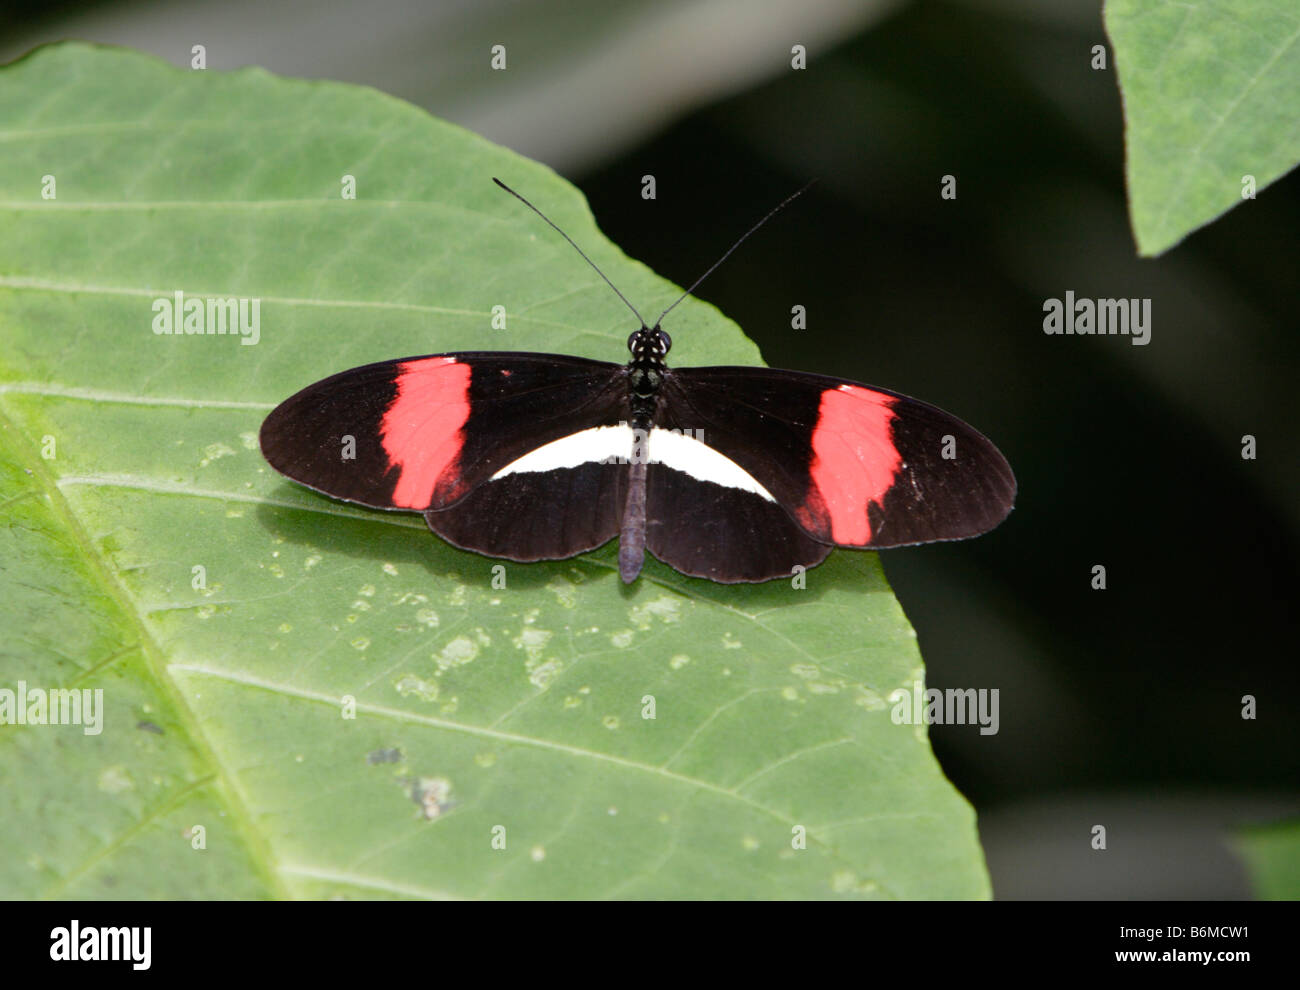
627,325 -> 672,361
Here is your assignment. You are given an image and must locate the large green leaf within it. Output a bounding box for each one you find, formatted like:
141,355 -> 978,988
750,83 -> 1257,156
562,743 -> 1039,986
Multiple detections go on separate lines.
1106,0 -> 1300,256
0,43 -> 988,899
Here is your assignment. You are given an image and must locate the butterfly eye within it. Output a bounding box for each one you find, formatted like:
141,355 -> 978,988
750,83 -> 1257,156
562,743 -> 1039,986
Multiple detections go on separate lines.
627,330 -> 642,352
655,329 -> 672,354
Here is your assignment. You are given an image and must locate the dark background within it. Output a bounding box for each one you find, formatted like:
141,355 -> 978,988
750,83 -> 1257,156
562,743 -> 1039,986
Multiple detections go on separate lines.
577,5 -> 1300,899
6,0 -> 1297,898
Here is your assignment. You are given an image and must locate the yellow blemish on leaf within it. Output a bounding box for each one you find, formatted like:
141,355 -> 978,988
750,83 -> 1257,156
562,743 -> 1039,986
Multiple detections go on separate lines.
546,575 -> 577,608
831,871 -> 878,895
407,776 -> 453,821
528,659 -> 562,690
513,626 -> 553,661
629,595 -> 684,629
97,766 -> 133,794
856,688 -> 887,711
395,674 -> 439,701
198,442 -> 235,467
436,636 -> 480,670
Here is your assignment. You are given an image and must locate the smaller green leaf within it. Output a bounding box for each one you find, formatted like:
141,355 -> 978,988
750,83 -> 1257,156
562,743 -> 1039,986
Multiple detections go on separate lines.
1234,819 -> 1300,900
1106,0 -> 1300,255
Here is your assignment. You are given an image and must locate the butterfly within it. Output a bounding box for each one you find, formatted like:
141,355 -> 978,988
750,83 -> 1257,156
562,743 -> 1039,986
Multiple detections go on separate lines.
260,179 -> 1015,584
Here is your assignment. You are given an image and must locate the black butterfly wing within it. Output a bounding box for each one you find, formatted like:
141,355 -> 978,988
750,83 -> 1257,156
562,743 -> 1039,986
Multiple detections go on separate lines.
643,461 -> 831,582
644,365 -> 1015,581
425,458 -> 630,563
260,352 -> 633,560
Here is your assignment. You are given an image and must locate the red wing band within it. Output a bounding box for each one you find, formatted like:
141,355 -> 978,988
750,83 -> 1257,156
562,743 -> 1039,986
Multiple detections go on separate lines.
380,356 -> 472,509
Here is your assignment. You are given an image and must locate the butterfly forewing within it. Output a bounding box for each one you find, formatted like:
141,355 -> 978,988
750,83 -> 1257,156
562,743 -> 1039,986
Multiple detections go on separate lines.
659,366 -> 1016,551
260,352 -> 627,513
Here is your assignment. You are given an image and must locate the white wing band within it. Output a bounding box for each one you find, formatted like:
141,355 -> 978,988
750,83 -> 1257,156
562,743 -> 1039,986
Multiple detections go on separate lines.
491,424 -> 775,501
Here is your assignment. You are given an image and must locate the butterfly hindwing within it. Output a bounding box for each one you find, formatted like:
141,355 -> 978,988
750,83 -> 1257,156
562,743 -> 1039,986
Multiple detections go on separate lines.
424,460 -> 628,563
643,462 -> 831,582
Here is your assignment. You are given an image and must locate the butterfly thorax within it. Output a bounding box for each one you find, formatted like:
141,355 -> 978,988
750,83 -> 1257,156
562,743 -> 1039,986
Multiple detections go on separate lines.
618,325 -> 673,581
626,325 -> 671,427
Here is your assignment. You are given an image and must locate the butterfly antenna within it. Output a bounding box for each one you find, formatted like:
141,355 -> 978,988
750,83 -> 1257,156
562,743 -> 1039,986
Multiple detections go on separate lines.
653,179 -> 817,329
493,177 -> 648,327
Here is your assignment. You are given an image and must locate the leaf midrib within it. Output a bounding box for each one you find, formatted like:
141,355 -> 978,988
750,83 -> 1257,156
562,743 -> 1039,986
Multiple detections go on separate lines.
0,401 -> 290,899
